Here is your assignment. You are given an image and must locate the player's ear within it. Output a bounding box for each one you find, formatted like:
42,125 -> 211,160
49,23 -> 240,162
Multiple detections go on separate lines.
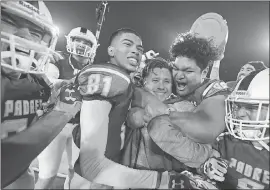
108,46 -> 115,57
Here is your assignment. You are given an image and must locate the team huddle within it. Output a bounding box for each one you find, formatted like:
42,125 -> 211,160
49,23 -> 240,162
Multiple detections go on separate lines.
1,1 -> 269,190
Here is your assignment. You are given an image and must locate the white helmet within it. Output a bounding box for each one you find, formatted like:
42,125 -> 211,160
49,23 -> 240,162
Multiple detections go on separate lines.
66,27 -> 97,59
1,1 -> 60,74
225,68 -> 269,151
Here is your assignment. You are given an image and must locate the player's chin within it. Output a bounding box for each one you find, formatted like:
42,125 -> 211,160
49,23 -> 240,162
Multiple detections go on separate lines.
126,64 -> 137,72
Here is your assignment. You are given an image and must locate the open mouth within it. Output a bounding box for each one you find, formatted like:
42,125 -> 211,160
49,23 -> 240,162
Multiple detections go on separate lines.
127,57 -> 138,66
176,82 -> 187,91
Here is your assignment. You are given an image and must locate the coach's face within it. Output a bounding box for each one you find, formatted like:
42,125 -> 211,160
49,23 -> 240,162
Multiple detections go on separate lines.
108,33 -> 143,73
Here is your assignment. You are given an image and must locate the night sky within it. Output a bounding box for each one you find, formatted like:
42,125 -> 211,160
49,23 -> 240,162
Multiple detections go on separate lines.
46,1 -> 269,82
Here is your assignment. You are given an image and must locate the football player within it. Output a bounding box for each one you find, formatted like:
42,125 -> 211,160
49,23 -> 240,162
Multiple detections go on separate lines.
200,69 -> 269,189
71,28 -> 192,189
123,57 -> 213,171
35,27 -> 97,189
1,1 -> 81,188
226,61 -> 267,91
136,33 -> 230,163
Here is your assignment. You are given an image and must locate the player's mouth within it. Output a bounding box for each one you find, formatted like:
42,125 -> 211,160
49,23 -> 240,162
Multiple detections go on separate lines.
238,74 -> 245,80
127,57 -> 139,66
154,91 -> 167,96
176,81 -> 187,91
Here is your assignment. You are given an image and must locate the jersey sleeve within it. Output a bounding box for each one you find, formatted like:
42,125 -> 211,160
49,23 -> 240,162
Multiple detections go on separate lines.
77,64 -> 131,103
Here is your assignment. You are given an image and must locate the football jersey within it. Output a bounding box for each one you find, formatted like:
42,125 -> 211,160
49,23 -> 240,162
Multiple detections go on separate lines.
53,52 -> 86,80
76,62 -> 134,161
216,135 -> 269,189
52,52 -> 88,123
1,73 -> 51,187
165,79 -> 230,106
1,74 -> 51,139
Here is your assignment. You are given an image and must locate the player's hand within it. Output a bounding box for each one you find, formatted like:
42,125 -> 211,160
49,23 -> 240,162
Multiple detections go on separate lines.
202,156 -> 229,182
52,83 -> 82,117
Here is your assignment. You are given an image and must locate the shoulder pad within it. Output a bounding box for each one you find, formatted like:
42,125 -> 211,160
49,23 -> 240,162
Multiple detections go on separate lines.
78,63 -> 131,98
202,80 -> 229,99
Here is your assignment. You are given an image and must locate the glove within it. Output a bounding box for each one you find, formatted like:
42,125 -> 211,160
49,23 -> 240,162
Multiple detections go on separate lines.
200,156 -> 229,182
36,79 -> 75,117
141,50 -> 159,62
40,83 -> 82,118
159,171 -> 219,189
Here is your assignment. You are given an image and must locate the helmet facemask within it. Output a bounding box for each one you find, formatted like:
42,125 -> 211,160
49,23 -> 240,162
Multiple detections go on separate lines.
1,1 -> 60,75
225,92 -> 269,151
65,27 -> 98,61
66,36 -> 96,59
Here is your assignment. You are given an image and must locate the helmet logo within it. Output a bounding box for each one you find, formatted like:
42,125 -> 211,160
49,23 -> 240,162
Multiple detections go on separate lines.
234,90 -> 250,97
19,1 -> 40,14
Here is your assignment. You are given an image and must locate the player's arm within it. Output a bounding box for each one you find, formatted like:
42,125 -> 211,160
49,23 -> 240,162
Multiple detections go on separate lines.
168,95 -> 226,144
147,115 -> 213,168
77,67 -> 170,188
79,100 -> 164,188
1,109 -> 76,188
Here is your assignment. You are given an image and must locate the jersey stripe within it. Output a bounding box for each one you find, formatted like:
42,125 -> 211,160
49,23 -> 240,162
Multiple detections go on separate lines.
83,67 -> 130,84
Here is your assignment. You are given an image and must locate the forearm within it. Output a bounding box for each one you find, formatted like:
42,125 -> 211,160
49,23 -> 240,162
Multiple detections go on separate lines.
169,111 -> 222,143
80,100 -> 158,188
147,116 -> 212,168
79,148 -> 158,188
2,110 -> 71,187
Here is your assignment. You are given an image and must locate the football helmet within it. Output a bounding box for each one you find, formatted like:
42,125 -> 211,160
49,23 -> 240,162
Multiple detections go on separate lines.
1,1 -> 60,74
225,69 -> 269,150
66,27 -> 97,59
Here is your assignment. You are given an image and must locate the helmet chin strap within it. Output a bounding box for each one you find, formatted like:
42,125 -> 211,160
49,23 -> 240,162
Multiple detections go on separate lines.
72,54 -> 89,65
258,140 -> 269,151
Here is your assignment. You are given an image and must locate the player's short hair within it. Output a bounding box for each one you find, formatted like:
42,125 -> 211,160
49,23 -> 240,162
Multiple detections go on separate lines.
169,32 -> 220,71
245,61 -> 268,71
109,28 -> 142,45
142,57 -> 172,80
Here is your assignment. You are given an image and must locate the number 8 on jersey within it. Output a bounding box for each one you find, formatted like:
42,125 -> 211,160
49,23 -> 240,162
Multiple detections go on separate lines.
80,73 -> 112,97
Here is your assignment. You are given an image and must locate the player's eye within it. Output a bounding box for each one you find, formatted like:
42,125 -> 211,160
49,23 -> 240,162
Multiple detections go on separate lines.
123,42 -> 131,46
164,80 -> 171,84
29,30 -> 44,42
137,47 -> 144,54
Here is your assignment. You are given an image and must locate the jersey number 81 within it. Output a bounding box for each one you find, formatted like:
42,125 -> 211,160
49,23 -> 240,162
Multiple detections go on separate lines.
86,74 -> 112,97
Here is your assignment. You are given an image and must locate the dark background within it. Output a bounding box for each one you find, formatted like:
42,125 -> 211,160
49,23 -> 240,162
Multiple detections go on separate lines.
46,1 -> 269,82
